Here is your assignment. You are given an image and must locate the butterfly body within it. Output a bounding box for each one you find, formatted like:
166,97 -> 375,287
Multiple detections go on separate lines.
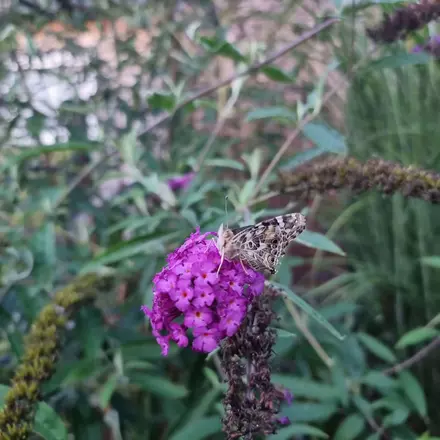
216,213 -> 306,276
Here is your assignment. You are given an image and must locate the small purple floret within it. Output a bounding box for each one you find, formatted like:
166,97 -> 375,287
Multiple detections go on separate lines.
283,389 -> 294,406
167,172 -> 195,191
141,228 -> 265,355
277,416 -> 291,426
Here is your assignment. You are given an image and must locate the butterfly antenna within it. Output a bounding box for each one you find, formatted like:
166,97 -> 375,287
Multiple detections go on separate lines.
224,195 -> 229,229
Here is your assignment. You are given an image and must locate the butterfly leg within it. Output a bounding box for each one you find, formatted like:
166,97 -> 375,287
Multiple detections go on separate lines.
217,249 -> 225,275
239,258 -> 249,275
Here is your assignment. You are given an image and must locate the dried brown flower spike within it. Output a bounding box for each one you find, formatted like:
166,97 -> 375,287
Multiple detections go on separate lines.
275,157 -> 440,204
367,2 -> 440,43
221,291 -> 285,439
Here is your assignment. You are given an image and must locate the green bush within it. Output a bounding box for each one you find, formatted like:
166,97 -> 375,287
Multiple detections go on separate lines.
1,1 -> 440,439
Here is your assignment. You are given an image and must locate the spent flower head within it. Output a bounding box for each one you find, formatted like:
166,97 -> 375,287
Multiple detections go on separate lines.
142,228 -> 265,355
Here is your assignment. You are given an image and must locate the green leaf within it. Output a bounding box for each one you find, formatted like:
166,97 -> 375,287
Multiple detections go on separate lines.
180,208 -> 198,228
138,173 -> 177,206
202,368 -> 223,389
382,408 -> 410,427
357,333 -> 397,363
147,92 -> 176,111
205,346 -> 220,361
396,327 -> 439,349
0,24 -> 15,42
31,221 -> 57,268
170,416 -> 222,440
369,52 -> 431,70
124,360 -> 155,371
34,401 -> 69,440
26,113 -> 45,136
5,142 -> 100,166
98,374 -> 119,409
7,329 -> 24,358
399,371 -> 427,418
273,328 -> 297,338
318,302 -> 358,321
334,414 -> 365,440
269,281 -> 345,340
0,383 -> 9,403
204,158 -> 245,171
238,179 -> 257,205
296,230 -> 346,256
199,36 -> 246,62
365,434 -> 381,440
80,231 -> 180,271
330,361 -> 349,407
302,122 -> 347,154
371,395 -> 410,412
245,107 -> 296,122
282,402 -> 339,422
421,256 -> 440,268
181,181 -> 218,209
242,149 -> 263,180
128,372 -> 189,399
59,102 -> 93,114
261,66 -> 294,83
352,395 -> 374,419
106,212 -> 171,235
272,375 -> 340,401
360,371 -> 398,391
281,146 -> 328,170
0,246 -> 33,285
271,423 -> 328,440
43,358 -> 103,391
307,273 -> 357,297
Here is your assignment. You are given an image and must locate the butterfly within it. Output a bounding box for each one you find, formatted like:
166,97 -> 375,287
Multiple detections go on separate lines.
216,213 -> 306,276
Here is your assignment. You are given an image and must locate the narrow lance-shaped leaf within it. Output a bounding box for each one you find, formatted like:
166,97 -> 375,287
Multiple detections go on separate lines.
268,281 -> 345,340
396,327 -> 439,349
295,230 -> 346,256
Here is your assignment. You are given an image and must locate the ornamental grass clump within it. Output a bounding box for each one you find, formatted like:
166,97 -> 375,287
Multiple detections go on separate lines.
141,228 -> 265,355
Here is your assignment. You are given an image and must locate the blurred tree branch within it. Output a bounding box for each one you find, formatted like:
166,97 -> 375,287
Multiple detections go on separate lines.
138,17 -> 340,137
384,336 -> 440,375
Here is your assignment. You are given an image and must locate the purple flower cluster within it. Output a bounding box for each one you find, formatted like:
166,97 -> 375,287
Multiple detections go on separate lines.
142,228 -> 265,355
167,172 -> 195,191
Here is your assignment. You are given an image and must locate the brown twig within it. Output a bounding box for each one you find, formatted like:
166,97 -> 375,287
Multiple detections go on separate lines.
383,336 -> 440,375
282,297 -> 334,368
138,18 -> 339,137
355,398 -> 389,440
195,116 -> 229,172
52,156 -> 106,209
251,86 -> 338,199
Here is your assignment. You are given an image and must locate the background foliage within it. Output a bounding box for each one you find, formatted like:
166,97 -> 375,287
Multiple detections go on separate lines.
1,0 -> 440,439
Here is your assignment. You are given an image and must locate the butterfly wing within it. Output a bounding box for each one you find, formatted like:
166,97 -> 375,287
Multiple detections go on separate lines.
230,213 -> 306,274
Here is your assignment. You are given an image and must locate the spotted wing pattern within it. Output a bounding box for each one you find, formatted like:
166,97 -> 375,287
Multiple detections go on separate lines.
228,213 -> 306,275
